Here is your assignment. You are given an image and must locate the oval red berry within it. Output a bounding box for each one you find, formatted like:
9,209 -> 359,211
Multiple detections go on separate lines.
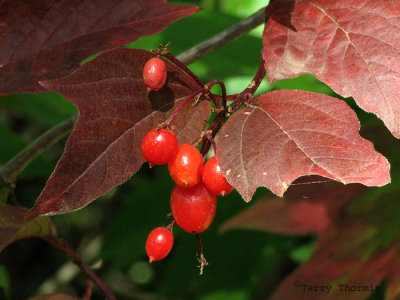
170,182 -> 217,234
145,227 -> 174,262
143,57 -> 167,91
168,144 -> 203,187
202,156 -> 233,196
141,128 -> 178,166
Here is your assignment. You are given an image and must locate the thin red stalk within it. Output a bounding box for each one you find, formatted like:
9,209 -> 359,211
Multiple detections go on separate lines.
207,135 -> 218,154
163,52 -> 204,87
83,280 -> 93,300
213,94 -> 239,102
45,237 -> 116,300
166,219 -> 176,231
164,89 -> 204,126
205,79 -> 227,109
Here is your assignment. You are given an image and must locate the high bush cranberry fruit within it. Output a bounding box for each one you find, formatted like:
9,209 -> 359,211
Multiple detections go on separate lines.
170,182 -> 217,233
168,144 -> 203,187
145,227 -> 174,262
141,128 -> 178,166
143,57 -> 167,91
202,156 -> 233,196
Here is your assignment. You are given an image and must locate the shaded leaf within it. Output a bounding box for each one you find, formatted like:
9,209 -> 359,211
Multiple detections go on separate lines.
0,203 -> 56,253
26,48 -> 210,218
217,90 -> 390,200
0,0 -> 199,95
29,294 -> 80,300
264,0 -> 400,138
220,178 -> 365,235
269,187 -> 400,300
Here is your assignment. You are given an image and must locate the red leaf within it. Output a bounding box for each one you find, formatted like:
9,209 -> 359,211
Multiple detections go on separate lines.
0,203 -> 56,253
269,205 -> 400,300
217,90 -> 390,200
26,48 -> 210,218
270,227 -> 398,300
264,0 -> 400,138
0,0 -> 199,95
220,178 -> 365,235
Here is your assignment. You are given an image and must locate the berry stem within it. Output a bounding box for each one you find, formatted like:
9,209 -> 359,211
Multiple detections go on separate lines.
83,279 -> 93,300
205,79 -> 228,109
166,219 -> 176,231
164,89 -> 204,126
195,233 -> 208,275
163,52 -> 204,87
44,236 -> 116,300
207,134 -> 218,154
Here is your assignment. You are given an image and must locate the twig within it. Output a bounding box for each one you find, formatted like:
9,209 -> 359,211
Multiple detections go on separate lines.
83,279 -> 93,300
0,115 -> 77,185
177,7 -> 267,65
228,55 -> 266,113
199,110 -> 225,157
45,236 -> 116,300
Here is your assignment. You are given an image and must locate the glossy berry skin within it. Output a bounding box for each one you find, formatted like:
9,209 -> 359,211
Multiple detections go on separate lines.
168,144 -> 203,187
141,128 -> 178,166
202,156 -> 234,196
143,57 -> 167,91
145,227 -> 174,262
170,182 -> 217,233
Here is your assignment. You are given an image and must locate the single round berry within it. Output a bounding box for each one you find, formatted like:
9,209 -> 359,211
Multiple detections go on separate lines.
143,57 -> 167,91
141,128 -> 178,166
168,144 -> 203,187
170,182 -> 217,233
145,227 -> 174,262
202,156 -> 234,196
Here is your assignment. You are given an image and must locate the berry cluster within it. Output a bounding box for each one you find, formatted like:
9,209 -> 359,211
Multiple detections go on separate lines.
141,126 -> 233,265
141,55 -> 233,271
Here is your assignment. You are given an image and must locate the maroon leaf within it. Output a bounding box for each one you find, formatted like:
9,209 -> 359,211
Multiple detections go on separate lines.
270,227 -> 399,300
264,0 -> 400,138
30,294 -> 80,300
217,90 -> 390,200
0,0 -> 199,95
220,178 -> 365,235
269,203 -> 400,300
26,48 -> 210,218
0,203 -> 56,253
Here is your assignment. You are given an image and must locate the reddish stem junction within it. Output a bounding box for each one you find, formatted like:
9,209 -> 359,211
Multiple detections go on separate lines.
161,47 -> 266,158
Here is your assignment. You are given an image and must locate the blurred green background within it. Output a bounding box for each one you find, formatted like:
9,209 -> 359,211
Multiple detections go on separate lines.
0,0 -> 398,299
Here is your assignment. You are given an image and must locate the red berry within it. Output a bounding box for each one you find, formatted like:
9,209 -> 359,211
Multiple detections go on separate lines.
202,156 -> 233,196
143,57 -> 167,91
170,182 -> 217,233
141,128 -> 178,166
145,227 -> 174,262
168,144 -> 203,187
